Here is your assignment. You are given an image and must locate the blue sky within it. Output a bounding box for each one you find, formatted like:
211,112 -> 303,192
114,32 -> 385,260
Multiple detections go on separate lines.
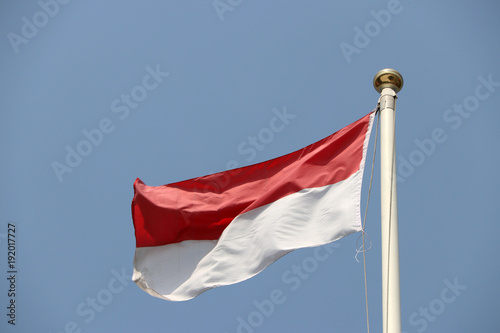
1,1 -> 499,332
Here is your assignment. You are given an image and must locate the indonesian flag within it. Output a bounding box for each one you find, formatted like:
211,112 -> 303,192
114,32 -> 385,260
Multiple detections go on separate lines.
132,111 -> 374,301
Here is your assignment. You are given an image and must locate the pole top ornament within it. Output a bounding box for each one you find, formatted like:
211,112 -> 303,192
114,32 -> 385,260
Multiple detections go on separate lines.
373,69 -> 404,93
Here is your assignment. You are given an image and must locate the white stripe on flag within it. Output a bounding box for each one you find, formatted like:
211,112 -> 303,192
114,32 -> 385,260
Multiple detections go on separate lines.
133,169 -> 363,301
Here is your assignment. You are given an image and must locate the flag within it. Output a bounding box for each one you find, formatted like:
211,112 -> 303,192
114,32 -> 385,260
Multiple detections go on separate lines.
132,111 -> 375,301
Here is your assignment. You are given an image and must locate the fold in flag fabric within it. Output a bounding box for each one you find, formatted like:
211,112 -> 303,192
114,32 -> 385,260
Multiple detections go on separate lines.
132,111 -> 375,301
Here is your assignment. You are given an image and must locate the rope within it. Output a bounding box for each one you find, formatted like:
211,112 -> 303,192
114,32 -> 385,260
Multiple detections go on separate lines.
359,109 -> 380,333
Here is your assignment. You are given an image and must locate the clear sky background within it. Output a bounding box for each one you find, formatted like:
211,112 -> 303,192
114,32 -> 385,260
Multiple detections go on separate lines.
1,1 -> 499,332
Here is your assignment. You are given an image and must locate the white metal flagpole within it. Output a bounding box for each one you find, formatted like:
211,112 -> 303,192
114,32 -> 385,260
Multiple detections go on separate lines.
373,69 -> 404,333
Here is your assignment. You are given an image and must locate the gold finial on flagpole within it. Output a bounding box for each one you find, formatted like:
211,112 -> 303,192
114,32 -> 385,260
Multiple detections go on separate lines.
373,68 -> 403,93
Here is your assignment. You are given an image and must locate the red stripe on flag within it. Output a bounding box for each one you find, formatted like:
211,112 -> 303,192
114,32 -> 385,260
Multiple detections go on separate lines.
132,112 -> 372,248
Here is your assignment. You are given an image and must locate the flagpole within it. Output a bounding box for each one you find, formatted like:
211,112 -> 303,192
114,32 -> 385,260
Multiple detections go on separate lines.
373,69 -> 403,333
